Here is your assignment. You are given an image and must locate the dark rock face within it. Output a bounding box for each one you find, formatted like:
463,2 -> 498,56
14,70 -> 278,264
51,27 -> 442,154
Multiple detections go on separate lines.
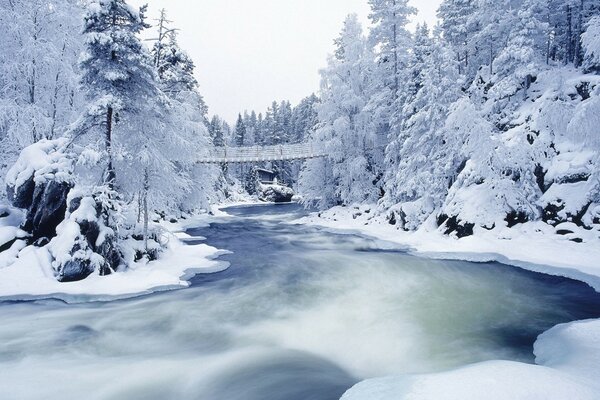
438,214 -> 475,238
505,211 -> 529,228
6,176 -> 36,209
59,259 -> 95,283
543,201 -> 592,227
25,181 -> 72,241
7,176 -> 72,242
96,238 -> 121,276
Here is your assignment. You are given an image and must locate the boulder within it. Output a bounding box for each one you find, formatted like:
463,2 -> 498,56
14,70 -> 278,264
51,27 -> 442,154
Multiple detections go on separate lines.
54,196 -> 123,282
437,214 -> 475,238
24,181 -> 72,241
258,184 -> 295,203
6,175 -> 35,209
59,259 -> 95,283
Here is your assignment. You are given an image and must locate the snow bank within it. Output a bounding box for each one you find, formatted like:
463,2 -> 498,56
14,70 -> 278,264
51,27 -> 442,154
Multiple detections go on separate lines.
0,205 -> 27,268
5,138 -> 72,190
297,205 -> 600,290
342,319 -> 600,400
296,206 -> 600,400
0,212 -> 227,303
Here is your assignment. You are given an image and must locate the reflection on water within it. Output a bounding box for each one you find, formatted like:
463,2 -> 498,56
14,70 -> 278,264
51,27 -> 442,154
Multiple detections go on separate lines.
1,203 -> 599,400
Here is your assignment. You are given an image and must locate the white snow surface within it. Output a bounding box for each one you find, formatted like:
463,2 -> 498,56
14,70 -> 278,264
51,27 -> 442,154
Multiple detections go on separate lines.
0,212 -> 227,302
295,205 -> 600,400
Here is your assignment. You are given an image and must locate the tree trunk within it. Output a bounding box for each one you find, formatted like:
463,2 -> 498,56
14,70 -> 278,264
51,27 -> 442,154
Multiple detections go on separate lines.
50,44 -> 67,139
143,169 -> 150,252
567,5 -> 573,64
574,0 -> 584,67
489,42 -> 493,75
105,106 -> 116,188
392,0 -> 399,100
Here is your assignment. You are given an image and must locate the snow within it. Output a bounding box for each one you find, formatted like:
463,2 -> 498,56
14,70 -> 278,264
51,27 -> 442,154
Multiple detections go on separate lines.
296,206 -> 600,400
0,212 -> 228,303
545,149 -> 595,183
297,205 -> 600,289
5,138 -> 72,190
343,319 -> 600,400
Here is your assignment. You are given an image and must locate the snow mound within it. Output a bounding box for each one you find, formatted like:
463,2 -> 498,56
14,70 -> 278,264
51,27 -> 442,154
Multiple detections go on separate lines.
5,138 -> 72,190
342,319 -> 600,400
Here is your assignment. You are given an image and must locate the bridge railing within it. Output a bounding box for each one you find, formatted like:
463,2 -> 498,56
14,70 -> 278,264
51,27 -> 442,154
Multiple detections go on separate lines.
198,142 -> 327,163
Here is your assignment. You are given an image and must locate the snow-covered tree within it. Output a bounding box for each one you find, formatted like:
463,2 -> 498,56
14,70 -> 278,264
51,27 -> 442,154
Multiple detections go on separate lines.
0,0 -> 83,147
300,14 -> 378,207
437,0 -> 478,75
368,0 -> 416,100
79,0 -> 157,188
152,25 -> 222,212
382,27 -> 463,229
367,0 -> 416,187
489,0 -> 548,101
582,15 -> 600,72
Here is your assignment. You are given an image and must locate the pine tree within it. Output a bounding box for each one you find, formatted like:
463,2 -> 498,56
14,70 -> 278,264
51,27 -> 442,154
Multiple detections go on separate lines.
209,115 -> 225,147
437,0 -> 478,75
79,0 -> 157,188
582,15 -> 600,72
300,14 -> 377,207
234,114 -> 246,146
383,27 -> 463,229
368,0 -> 416,100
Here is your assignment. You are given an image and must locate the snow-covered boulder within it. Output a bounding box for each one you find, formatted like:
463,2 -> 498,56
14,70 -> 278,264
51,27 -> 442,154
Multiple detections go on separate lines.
0,206 -> 27,268
539,147 -> 599,227
258,183 -> 295,203
438,160 -> 539,237
5,139 -> 74,241
50,190 -> 123,282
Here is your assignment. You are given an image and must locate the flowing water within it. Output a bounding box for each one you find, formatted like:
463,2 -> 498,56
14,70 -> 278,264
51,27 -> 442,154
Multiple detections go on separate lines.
1,203 -> 600,400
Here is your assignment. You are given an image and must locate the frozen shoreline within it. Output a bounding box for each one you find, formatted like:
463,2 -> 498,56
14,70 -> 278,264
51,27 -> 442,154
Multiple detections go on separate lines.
0,210 -> 228,303
294,205 -> 600,400
295,205 -> 600,291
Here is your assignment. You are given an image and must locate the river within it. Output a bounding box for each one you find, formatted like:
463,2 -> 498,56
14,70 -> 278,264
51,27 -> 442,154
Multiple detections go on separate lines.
1,203 -> 600,400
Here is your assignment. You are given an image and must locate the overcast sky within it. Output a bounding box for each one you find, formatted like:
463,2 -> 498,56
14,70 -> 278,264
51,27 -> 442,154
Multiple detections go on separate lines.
129,0 -> 442,123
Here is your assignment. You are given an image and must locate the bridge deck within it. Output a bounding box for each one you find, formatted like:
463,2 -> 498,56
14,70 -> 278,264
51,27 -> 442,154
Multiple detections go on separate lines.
198,143 -> 327,163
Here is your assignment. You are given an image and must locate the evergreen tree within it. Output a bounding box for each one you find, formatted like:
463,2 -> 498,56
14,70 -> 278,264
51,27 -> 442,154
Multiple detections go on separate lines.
437,0 -> 478,75
367,0 -> 416,186
234,113 -> 246,146
582,15 -> 600,72
209,115 -> 225,147
79,0 -> 157,188
368,0 -> 416,100
383,27 -> 463,229
300,14 -> 377,207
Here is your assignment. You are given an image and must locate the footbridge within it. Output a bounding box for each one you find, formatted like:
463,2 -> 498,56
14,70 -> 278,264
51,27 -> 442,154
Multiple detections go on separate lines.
197,142 -> 328,164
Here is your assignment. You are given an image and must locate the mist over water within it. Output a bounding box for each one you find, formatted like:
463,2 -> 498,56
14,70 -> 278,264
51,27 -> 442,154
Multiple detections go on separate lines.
1,203 -> 600,400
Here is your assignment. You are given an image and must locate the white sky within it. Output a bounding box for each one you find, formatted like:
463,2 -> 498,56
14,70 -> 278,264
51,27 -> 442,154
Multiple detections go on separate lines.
129,0 -> 442,123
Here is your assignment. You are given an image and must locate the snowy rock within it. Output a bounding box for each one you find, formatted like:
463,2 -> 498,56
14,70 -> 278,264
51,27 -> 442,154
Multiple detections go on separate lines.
5,139 -> 74,241
51,194 -> 122,282
258,183 -> 295,203
24,181 -> 72,241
